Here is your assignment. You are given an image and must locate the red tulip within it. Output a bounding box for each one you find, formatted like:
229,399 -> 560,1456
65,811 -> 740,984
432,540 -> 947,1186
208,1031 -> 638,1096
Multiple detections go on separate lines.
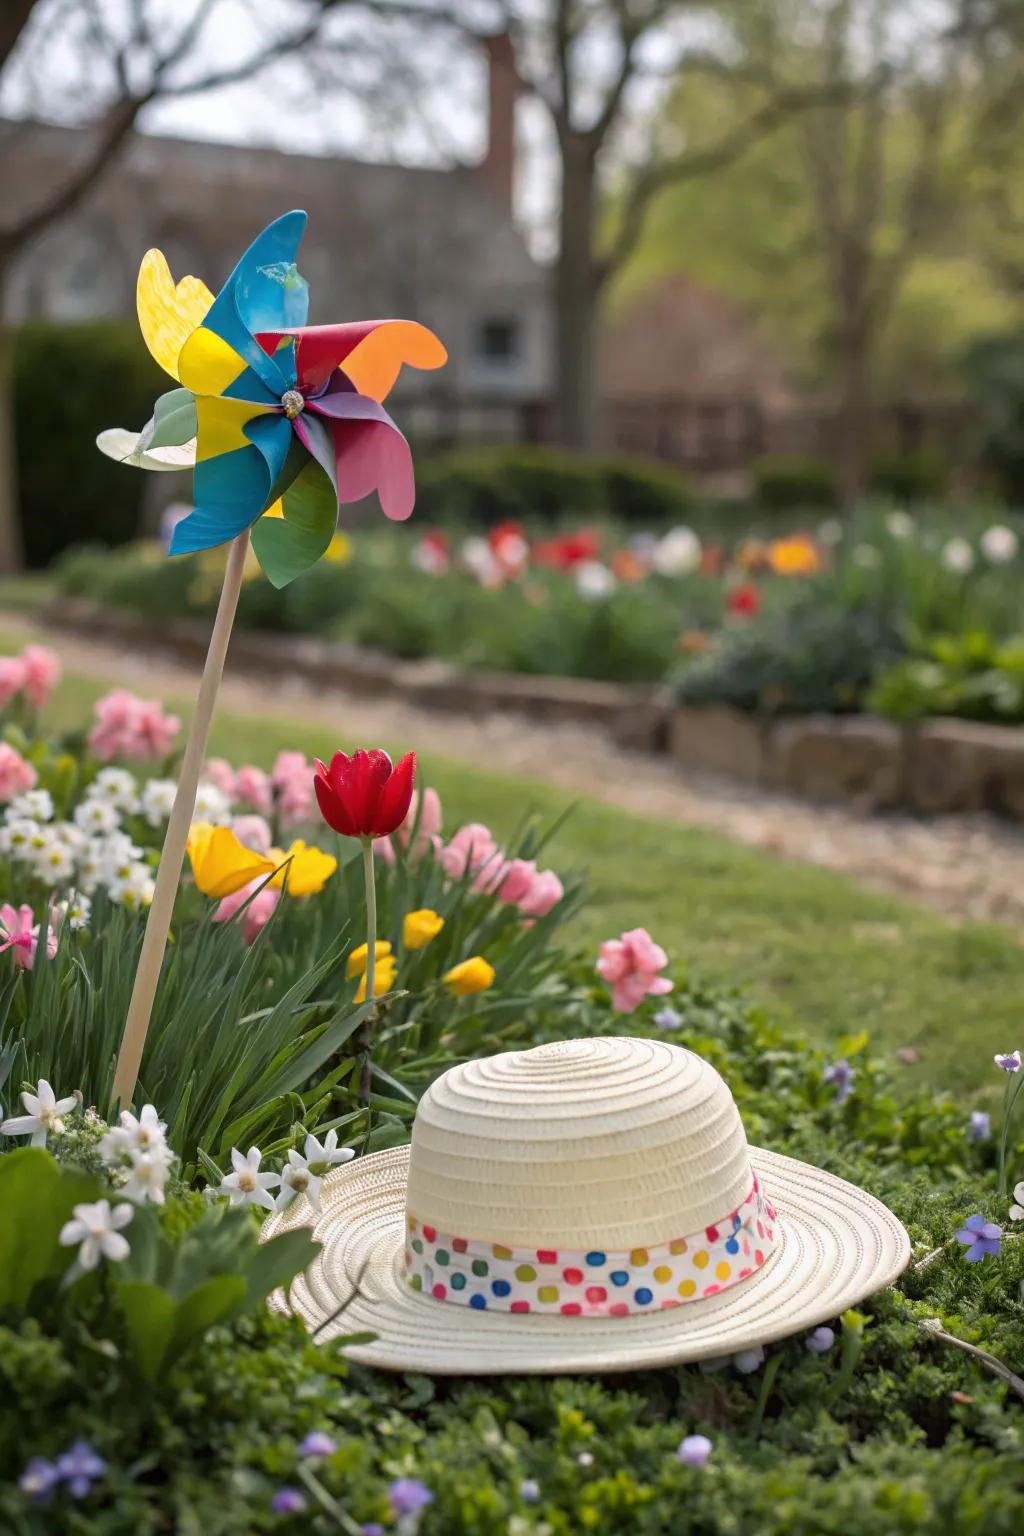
728,582 -> 761,618
314,750 -> 416,839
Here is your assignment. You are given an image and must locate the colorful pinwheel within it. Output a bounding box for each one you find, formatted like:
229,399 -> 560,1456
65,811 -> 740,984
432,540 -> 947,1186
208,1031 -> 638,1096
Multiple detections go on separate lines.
98,210 -> 447,587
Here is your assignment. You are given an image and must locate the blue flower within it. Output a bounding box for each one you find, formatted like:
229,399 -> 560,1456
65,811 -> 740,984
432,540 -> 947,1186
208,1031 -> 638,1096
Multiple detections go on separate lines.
520,1479 -> 541,1503
653,1006 -> 682,1032
955,1214 -> 1002,1261
677,1434 -> 712,1467
18,1457 -> 60,1502
54,1442 -> 106,1499
806,1325 -> 835,1354
823,1059 -> 855,1105
297,1431 -> 336,1458
271,1487 -> 307,1514
390,1478 -> 433,1517
732,1345 -> 765,1374
968,1110 -> 990,1143
994,1050 -> 1021,1073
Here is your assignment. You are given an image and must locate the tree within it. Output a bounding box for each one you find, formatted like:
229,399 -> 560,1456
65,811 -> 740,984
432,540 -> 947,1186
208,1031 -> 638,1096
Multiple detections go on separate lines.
0,0 -> 343,573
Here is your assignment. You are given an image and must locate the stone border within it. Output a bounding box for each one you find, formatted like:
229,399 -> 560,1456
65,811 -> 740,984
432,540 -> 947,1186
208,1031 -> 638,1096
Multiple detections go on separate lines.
47,599 -> 1024,820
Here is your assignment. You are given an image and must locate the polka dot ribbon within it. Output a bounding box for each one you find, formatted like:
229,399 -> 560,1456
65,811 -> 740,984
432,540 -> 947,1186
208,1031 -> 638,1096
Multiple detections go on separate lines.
403,1170 -> 777,1317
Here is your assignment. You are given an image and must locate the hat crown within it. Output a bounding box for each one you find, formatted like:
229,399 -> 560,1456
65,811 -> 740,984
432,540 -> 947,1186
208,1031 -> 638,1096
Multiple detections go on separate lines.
406,1036 -> 753,1249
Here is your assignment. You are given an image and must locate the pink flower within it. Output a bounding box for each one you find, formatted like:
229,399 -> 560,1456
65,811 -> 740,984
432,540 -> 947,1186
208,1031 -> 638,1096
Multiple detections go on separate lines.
0,655 -> 26,707
498,858 -> 537,905
519,869 -> 564,918
88,690 -> 181,763
20,646 -> 61,711
0,903 -> 57,969
204,758 -> 237,797
234,765 -> 272,815
232,814 -> 273,853
439,823 -> 505,890
596,927 -> 673,1013
0,743 -> 37,803
272,752 -> 313,827
375,787 -> 443,864
213,879 -> 280,944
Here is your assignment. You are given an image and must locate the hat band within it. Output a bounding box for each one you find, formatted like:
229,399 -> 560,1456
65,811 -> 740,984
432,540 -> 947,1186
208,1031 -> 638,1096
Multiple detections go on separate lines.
403,1170 -> 777,1317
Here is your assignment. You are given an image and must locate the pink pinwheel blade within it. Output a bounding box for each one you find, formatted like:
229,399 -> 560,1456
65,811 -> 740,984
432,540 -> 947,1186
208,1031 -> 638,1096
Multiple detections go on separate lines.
329,417 -> 415,521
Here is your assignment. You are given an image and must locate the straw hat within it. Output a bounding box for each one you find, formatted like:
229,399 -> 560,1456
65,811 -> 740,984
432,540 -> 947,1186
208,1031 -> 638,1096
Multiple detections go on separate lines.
264,1037 -> 910,1374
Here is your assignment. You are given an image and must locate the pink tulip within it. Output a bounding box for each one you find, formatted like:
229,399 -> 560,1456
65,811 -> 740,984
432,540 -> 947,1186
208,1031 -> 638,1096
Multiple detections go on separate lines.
232,814 -> 272,853
204,758 -> 237,797
89,690 -> 180,762
0,743 -> 37,803
272,751 -> 313,826
375,787 -> 443,864
213,879 -> 280,944
0,902 -> 57,969
498,858 -> 536,905
0,656 -> 26,707
520,869 -> 564,918
234,765 -> 273,815
19,645 -> 61,711
440,823 -> 504,889
596,927 -> 673,1014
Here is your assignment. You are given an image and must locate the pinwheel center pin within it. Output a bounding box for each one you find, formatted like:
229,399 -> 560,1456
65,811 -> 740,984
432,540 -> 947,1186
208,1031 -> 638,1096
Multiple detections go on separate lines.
281,389 -> 305,419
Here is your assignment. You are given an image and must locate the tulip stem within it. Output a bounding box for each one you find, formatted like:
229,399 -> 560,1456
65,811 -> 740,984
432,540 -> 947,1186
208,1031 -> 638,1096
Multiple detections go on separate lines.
111,530 -> 250,1111
358,835 -> 377,1107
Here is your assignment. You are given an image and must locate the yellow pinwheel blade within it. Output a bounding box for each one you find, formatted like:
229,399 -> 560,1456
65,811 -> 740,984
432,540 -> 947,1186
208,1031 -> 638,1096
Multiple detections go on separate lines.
137,250 -> 214,382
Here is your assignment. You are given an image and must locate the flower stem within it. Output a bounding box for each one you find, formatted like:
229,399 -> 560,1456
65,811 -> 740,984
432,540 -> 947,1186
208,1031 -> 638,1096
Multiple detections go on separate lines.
358,835 -> 377,1107
111,530 -> 250,1112
749,1351 -> 783,1438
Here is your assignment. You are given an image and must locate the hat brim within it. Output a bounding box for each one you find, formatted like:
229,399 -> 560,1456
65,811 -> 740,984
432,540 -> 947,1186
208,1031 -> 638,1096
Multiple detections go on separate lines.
263,1144 -> 910,1375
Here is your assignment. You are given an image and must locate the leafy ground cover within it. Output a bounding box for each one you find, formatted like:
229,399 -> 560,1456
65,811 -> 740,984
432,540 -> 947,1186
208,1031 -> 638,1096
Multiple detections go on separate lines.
15,629 -> 1022,1098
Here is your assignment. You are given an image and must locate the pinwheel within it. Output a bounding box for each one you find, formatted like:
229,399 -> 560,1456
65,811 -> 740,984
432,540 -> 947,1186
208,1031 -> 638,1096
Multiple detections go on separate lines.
99,209 -> 447,587
103,211 -> 445,1109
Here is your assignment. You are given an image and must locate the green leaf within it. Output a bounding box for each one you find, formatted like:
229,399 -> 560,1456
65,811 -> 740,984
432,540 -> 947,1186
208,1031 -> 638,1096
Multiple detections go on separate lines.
0,1149 -> 100,1309
251,455 -> 337,589
234,1227 -> 319,1317
146,388 -> 197,449
116,1281 -> 177,1383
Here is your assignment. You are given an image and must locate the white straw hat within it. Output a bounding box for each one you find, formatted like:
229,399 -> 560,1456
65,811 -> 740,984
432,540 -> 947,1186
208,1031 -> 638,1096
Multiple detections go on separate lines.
264,1037 -> 910,1374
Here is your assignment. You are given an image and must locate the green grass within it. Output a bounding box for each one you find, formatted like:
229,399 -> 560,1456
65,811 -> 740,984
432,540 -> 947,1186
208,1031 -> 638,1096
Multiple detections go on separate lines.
17,632 -> 1023,1098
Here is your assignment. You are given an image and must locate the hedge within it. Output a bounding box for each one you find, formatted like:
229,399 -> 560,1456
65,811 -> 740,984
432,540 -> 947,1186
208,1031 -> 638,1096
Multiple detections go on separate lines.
12,320 -> 166,568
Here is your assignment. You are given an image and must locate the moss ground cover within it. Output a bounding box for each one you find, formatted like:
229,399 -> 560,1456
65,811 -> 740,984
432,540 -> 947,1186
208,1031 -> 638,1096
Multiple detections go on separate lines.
20,633 -> 1023,1097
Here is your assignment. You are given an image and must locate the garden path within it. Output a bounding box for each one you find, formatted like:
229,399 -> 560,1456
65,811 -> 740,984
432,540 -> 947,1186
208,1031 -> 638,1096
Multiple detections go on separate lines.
9,611 -> 1024,929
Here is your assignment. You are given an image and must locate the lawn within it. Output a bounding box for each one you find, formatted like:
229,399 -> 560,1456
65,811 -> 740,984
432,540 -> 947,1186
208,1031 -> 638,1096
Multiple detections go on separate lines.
18,626 -> 1021,1099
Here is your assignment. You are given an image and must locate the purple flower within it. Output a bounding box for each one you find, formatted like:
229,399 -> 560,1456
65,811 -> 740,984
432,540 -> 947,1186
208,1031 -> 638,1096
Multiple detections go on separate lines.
55,1442 -> 106,1498
19,1457 -> 60,1502
824,1059 -> 855,1105
520,1479 -> 540,1503
968,1110 -> 991,1144
955,1214 -> 1002,1261
653,1006 -> 682,1032
677,1434 -> 712,1467
732,1345 -> 765,1374
271,1487 -> 308,1514
298,1431 -> 336,1458
390,1478 -> 433,1517
362,1526 -> 385,1536
806,1326 -> 835,1354
994,1050 -> 1021,1073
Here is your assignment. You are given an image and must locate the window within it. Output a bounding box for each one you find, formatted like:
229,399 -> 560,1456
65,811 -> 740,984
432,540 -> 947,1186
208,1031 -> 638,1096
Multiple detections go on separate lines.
477,317 -> 520,366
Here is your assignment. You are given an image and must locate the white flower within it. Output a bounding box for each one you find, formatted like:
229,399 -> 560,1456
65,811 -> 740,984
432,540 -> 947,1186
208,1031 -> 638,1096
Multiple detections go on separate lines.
59,1198 -> 133,1269
817,518 -> 843,547
941,537 -> 974,574
193,782 -> 233,824
52,892 -> 91,931
6,789 -> 54,823
101,1103 -> 167,1162
1009,1181 -> 1024,1222
885,511 -> 914,540
219,1146 -> 280,1211
275,1130 -> 354,1213
107,862 -> 155,909
981,524 -> 1018,564
36,841 -> 75,882
90,767 -> 140,813
852,544 -> 880,569
1,1079 -> 78,1146
653,525 -> 702,576
74,799 -> 122,836
140,778 -> 178,828
119,1149 -> 171,1205
0,817 -> 38,858
575,561 -> 617,599
304,1128 -> 355,1170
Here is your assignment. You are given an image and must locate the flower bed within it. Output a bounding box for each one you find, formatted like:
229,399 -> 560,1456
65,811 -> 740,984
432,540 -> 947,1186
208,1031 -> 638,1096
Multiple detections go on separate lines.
0,659 -> 1023,1531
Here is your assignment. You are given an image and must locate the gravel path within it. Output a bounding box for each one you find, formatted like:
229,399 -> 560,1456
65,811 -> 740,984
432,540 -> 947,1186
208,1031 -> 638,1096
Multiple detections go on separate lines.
11,612 -> 1024,929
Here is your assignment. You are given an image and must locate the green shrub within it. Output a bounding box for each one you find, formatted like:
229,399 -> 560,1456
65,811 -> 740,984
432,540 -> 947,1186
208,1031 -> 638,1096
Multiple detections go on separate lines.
598,454 -> 694,523
868,631 -> 1024,724
869,451 -> 947,502
13,321 -> 167,568
752,453 -> 837,511
962,330 -> 1024,503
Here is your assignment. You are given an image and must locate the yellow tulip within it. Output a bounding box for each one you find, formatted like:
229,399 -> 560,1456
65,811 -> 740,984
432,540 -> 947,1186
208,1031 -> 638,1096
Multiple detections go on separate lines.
268,840 -> 337,897
769,535 -> 821,576
443,956 -> 495,996
403,908 -> 445,950
187,823 -> 275,900
347,939 -> 394,979
354,956 -> 397,1003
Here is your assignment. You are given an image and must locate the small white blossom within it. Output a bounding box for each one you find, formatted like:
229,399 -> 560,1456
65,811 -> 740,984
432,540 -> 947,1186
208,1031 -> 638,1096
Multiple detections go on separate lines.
981,524 -> 1019,564
852,544 -> 880,569
36,841 -> 75,882
100,1103 -> 167,1162
74,800 -> 122,836
6,789 -> 54,823
52,892 -> 92,931
193,783 -> 232,824
275,1130 -> 354,1213
59,1199 -> 133,1269
885,511 -> 914,540
140,778 -> 178,828
90,767 -> 140,814
1,1079 -> 78,1146
119,1149 -> 172,1205
653,525 -> 702,576
1009,1181 -> 1024,1222
575,561 -> 617,599
941,537 -> 974,575
817,518 -> 843,547
108,863 -> 155,909
219,1146 -> 280,1211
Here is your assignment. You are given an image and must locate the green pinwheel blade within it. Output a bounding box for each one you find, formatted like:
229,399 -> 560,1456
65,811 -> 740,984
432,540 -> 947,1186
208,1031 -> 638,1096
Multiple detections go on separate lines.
251,452 -> 337,589
147,388 -> 198,449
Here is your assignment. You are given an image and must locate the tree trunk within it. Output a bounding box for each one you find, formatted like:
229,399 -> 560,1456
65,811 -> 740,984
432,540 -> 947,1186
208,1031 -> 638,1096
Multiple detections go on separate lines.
0,262 -> 24,575
835,323 -> 873,510
555,135 -> 599,452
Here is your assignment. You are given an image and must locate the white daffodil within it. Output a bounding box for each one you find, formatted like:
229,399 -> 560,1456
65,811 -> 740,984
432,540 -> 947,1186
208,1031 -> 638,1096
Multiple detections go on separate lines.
73,800 -> 122,836
219,1146 -> 280,1211
981,524 -> 1018,564
52,892 -> 92,932
6,789 -> 54,823
1,1079 -> 78,1146
304,1128 -> 356,1170
100,1103 -> 167,1163
119,1149 -> 171,1206
140,778 -> 178,828
1009,1181 -> 1024,1222
941,536 -> 975,575
276,1130 -> 355,1213
59,1199 -> 133,1269
885,510 -> 914,540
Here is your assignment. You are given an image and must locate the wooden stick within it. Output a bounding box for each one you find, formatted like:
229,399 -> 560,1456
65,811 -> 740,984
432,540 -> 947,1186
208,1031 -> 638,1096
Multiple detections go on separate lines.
110,530 -> 251,1109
